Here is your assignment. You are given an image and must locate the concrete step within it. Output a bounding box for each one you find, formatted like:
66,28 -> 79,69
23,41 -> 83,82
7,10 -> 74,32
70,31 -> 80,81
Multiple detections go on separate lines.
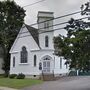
41,73 -> 55,81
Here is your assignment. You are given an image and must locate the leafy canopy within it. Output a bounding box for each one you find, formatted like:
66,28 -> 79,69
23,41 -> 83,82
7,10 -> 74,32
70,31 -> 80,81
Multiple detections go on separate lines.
54,18 -> 90,71
0,0 -> 26,73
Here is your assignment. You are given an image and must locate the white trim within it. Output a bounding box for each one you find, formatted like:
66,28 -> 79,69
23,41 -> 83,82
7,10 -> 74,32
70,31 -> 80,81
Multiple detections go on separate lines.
9,24 -> 40,53
40,54 -> 53,61
30,49 -> 54,52
19,63 -> 29,65
10,51 -> 19,54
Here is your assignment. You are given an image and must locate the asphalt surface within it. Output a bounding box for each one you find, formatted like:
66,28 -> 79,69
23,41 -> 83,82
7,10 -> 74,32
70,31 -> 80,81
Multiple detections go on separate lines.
22,76 -> 90,90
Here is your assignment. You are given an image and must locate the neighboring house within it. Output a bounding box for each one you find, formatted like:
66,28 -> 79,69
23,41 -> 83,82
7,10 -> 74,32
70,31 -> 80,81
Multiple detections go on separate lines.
9,11 -> 69,78
0,47 -> 4,74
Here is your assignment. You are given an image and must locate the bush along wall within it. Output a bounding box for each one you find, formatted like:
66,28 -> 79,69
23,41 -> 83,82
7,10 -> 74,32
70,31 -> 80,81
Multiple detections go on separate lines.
16,73 -> 25,79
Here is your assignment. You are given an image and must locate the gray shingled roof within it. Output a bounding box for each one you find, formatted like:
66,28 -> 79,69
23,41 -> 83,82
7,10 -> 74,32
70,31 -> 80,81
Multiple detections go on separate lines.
25,24 -> 40,48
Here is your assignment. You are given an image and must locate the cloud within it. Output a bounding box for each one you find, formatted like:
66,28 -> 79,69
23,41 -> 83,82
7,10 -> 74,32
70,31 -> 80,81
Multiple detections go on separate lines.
1,0 -> 89,35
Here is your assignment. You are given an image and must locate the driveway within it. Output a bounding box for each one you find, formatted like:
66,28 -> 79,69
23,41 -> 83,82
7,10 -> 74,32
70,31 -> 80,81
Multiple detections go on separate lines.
22,76 -> 90,90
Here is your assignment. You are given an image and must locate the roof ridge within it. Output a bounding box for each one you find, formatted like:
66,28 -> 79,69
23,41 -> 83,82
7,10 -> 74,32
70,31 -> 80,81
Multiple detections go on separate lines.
25,24 -> 38,30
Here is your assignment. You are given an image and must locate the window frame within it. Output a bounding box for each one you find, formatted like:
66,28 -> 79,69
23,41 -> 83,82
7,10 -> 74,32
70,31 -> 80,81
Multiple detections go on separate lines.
60,57 -> 62,69
34,55 -> 37,67
45,35 -> 49,47
44,21 -> 49,29
13,56 -> 15,68
20,46 -> 28,64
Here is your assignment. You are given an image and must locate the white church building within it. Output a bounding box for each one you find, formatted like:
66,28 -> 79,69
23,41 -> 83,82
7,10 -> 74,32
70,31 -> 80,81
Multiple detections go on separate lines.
9,11 -> 69,78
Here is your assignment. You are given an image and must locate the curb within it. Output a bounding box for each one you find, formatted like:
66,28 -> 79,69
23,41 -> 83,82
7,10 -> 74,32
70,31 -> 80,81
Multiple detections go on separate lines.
0,87 -> 18,90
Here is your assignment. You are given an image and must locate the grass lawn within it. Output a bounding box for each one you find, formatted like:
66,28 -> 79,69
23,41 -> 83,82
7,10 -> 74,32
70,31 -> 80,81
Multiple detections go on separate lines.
0,78 -> 43,89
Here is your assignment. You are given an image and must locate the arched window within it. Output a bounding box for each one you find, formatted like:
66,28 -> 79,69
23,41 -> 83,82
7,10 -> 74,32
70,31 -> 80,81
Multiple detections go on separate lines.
34,55 -> 37,67
20,46 -> 28,63
45,36 -> 49,47
13,57 -> 15,67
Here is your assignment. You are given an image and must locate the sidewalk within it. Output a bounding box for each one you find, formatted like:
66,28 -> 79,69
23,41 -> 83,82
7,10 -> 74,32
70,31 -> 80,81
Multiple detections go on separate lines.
0,87 -> 18,90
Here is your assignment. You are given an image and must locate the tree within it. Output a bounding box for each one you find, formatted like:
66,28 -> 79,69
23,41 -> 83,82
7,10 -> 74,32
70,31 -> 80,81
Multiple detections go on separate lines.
54,1 -> 90,72
54,18 -> 90,72
0,0 -> 26,74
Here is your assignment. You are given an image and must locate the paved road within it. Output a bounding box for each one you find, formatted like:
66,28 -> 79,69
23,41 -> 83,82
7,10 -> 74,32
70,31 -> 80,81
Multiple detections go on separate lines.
22,76 -> 90,90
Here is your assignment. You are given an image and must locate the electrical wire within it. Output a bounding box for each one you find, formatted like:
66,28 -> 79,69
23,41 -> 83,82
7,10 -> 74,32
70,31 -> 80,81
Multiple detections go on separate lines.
38,16 -> 88,30
18,17 -> 89,38
23,0 -> 45,8
30,11 -> 82,27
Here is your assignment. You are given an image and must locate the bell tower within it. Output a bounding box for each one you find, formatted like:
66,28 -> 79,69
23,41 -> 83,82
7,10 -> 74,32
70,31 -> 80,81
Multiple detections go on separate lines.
37,11 -> 54,32
37,11 -> 54,49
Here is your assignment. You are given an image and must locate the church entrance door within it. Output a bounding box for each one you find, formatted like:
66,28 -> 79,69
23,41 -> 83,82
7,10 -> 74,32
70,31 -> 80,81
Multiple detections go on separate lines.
43,61 -> 50,73
41,55 -> 52,73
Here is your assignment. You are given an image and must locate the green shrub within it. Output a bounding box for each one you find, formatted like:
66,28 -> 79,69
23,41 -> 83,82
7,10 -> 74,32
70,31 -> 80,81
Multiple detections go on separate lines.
0,74 -> 6,78
9,74 -> 17,79
16,73 -> 25,79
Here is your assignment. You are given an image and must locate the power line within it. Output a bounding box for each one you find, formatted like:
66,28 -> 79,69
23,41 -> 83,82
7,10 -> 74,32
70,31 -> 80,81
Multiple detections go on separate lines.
22,1 -> 82,28
21,0 -> 87,29
35,17 -> 89,30
18,27 -> 64,38
36,17 -> 89,34
18,17 -> 89,36
30,11 -> 81,27
23,0 -> 45,8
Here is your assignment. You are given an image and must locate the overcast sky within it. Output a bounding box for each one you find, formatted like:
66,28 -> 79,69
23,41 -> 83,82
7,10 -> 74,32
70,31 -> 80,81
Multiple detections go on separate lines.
1,0 -> 90,35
